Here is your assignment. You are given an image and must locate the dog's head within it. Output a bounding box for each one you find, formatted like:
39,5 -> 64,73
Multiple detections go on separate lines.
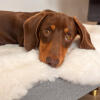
24,10 -> 95,67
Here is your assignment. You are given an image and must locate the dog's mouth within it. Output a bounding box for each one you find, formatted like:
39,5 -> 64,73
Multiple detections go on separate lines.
39,54 -> 65,68
39,40 -> 68,68
45,56 -> 60,67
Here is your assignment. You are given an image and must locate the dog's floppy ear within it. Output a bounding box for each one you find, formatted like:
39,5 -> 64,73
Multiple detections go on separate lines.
23,11 -> 51,51
73,16 -> 95,50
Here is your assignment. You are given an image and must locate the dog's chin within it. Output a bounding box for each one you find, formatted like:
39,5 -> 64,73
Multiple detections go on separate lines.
55,61 -> 64,68
47,63 -> 58,68
39,58 -> 63,68
47,61 -> 63,68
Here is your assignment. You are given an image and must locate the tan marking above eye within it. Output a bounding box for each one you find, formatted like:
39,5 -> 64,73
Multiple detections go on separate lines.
50,25 -> 55,31
64,28 -> 69,33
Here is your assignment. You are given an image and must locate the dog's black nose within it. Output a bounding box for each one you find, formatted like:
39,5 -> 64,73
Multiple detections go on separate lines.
46,56 -> 59,67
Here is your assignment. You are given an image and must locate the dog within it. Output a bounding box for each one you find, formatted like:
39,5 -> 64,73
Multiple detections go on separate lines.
0,10 -> 95,67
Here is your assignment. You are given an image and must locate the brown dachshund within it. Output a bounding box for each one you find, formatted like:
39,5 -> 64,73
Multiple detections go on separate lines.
0,10 -> 95,67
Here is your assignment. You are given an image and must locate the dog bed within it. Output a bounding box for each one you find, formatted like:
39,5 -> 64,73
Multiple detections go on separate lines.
0,24 -> 100,100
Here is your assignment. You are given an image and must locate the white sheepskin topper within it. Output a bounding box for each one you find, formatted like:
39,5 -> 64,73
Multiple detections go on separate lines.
0,24 -> 100,100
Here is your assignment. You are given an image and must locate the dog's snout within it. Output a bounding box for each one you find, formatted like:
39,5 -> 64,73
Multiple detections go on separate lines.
46,56 -> 59,67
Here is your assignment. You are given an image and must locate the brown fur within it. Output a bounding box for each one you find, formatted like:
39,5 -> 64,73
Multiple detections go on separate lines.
0,10 -> 95,67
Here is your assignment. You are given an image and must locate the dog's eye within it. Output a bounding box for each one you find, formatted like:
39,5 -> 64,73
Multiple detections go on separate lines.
65,32 -> 72,41
45,30 -> 50,34
44,28 -> 51,37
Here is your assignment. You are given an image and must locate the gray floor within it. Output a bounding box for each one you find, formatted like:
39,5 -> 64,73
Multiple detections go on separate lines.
21,78 -> 99,100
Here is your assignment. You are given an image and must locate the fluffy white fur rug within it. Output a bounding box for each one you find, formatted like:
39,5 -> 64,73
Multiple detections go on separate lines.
0,24 -> 100,100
